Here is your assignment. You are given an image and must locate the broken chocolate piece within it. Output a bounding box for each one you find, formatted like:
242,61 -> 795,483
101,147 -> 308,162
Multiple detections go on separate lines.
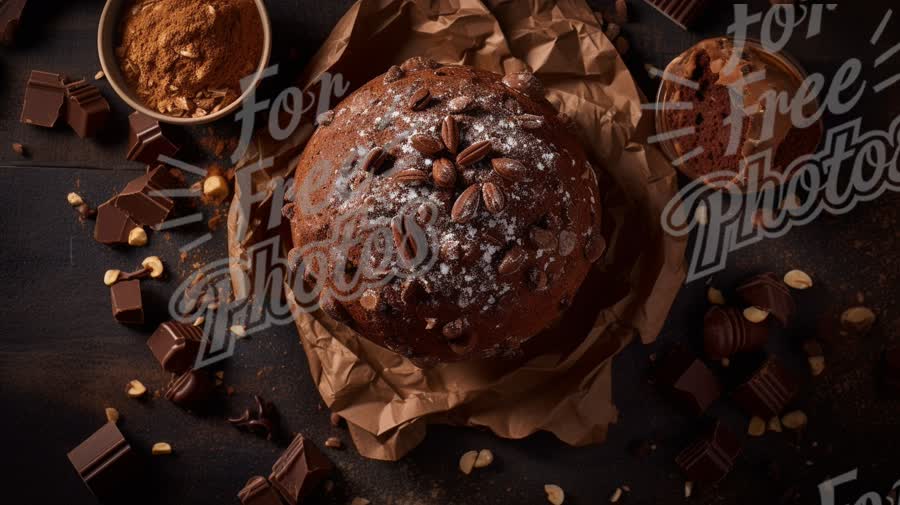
67,422 -> 140,500
0,0 -> 26,45
126,111 -> 179,164
675,420 -> 742,483
239,476 -> 285,505
65,79 -> 110,138
147,321 -> 204,374
269,435 -> 333,505
703,306 -> 769,360
643,0 -> 713,30
20,70 -> 67,127
733,356 -> 798,418
737,273 -> 796,326
165,369 -> 215,410
113,165 -> 176,227
228,395 -> 279,440
655,345 -> 722,416
94,201 -> 140,245
110,279 -> 143,324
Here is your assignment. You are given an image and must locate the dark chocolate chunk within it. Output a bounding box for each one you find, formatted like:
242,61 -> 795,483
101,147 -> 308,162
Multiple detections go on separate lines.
110,279 -> 143,324
733,356 -> 798,418
883,344 -> 900,392
655,345 -> 721,416
20,70 -> 67,127
67,422 -> 140,500
65,79 -> 110,138
737,273 -> 796,326
703,306 -> 769,360
147,321 -> 204,374
112,165 -> 176,227
165,369 -> 215,410
228,395 -> 279,440
269,435 -> 333,505
239,476 -> 285,505
94,201 -> 140,245
1,0 -> 26,45
643,0 -> 713,30
675,420 -> 742,483
127,111 -> 179,164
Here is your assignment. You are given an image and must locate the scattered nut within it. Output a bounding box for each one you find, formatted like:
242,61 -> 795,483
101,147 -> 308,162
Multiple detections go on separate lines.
126,380 -> 147,398
721,358 -> 731,368
94,70 -> 105,80
151,442 -> 173,455
203,174 -> 229,200
104,269 -> 121,286
67,192 -> 84,207
783,269 -> 813,290
694,203 -> 709,225
743,306 -> 770,323
230,325 -> 247,338
128,227 -> 148,247
781,410 -> 808,430
684,481 -> 694,498
141,256 -> 164,278
330,412 -> 343,427
105,407 -> 120,423
12,142 -> 26,156
324,437 -> 343,449
808,355 -> 826,377
840,307 -> 876,333
214,371 -> 224,380
350,499 -> 370,505
707,287 -> 726,305
545,484 -> 565,505
610,487 -> 623,503
748,416 -> 766,437
768,416 -> 783,433
459,450 -> 478,475
193,316 -> 205,326
474,449 -> 494,469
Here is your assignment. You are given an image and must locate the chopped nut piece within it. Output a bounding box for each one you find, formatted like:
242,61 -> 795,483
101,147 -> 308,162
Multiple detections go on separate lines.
230,325 -> 247,338
350,499 -> 370,505
459,450 -> 478,475
808,356 -> 826,377
707,287 -> 726,305
94,70 -> 105,80
324,437 -> 342,449
721,358 -> 731,368
203,175 -> 229,200
214,371 -> 224,380
151,442 -> 173,455
768,416 -> 783,433
67,192 -> 84,207
840,307 -> 876,333
781,410 -> 808,430
474,449 -> 494,469
743,306 -> 770,323
545,484 -> 565,505
126,379 -> 147,398
748,416 -> 766,437
783,270 -> 813,290
694,203 -> 708,225
104,269 -> 121,286
610,487 -> 623,503
105,407 -> 120,423
141,256 -> 164,278
193,316 -> 205,326
128,227 -> 148,246
684,481 -> 694,498
12,143 -> 26,156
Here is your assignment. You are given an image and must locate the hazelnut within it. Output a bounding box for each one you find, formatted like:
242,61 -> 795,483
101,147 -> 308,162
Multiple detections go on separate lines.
545,484 -> 565,505
104,269 -> 121,286
743,306 -> 769,323
203,175 -> 229,200
768,416 -> 783,433
151,442 -> 173,455
324,437 -> 343,449
808,355 -> 826,376
459,450 -> 478,475
783,269 -> 813,290
141,256 -> 164,278
781,410 -> 808,430
748,416 -> 766,437
474,449 -> 494,469
105,407 -> 120,423
840,306 -> 876,333
128,227 -> 148,247
230,325 -> 247,338
126,380 -> 147,398
707,287 -> 726,305
67,192 -> 84,207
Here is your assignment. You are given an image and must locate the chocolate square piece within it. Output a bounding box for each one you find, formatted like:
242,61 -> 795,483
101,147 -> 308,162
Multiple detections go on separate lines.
675,421 -> 742,483
148,321 -> 204,374
643,0 -> 713,30
110,279 -> 143,324
239,476 -> 286,505
732,356 -> 797,418
65,79 -> 110,138
656,345 -> 722,416
269,435 -> 333,505
113,165 -> 176,227
20,70 -> 67,127
1,0 -> 27,45
127,111 -> 179,164
67,422 -> 140,500
165,369 -> 215,410
737,273 -> 796,326
94,201 -> 140,245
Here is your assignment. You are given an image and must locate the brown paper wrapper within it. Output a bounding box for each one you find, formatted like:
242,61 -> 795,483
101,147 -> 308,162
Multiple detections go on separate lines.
228,0 -> 686,460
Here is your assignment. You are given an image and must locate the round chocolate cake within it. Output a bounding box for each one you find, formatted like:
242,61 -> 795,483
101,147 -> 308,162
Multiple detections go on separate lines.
284,57 -> 605,364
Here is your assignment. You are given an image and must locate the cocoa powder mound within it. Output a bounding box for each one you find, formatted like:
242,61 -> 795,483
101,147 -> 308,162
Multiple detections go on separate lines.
117,0 -> 263,118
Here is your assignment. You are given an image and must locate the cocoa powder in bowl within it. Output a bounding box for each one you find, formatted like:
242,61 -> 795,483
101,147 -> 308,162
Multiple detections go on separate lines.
116,0 -> 264,119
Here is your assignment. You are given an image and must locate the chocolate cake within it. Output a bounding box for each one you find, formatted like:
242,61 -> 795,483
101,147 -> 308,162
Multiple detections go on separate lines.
285,57 -> 605,364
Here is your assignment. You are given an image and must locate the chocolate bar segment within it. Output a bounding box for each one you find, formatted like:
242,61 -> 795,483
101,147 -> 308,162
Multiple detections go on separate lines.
165,369 -> 215,410
238,476 -> 286,505
733,356 -> 798,418
113,165 -> 176,227
67,422 -> 140,500
703,306 -> 769,360
269,435 -> 333,505
65,79 -> 111,138
94,201 -> 141,245
675,420 -> 742,483
20,70 -> 67,127
643,0 -> 712,30
1,0 -> 26,45
655,345 -> 721,416
737,273 -> 796,326
110,279 -> 143,324
148,321 -> 204,374
127,111 -> 179,164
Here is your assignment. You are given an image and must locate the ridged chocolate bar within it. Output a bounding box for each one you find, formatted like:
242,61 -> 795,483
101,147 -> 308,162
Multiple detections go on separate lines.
67,423 -> 140,500
676,421 -> 742,483
148,320 -> 204,374
643,0 -> 712,29
733,356 -> 798,417
269,435 -> 333,505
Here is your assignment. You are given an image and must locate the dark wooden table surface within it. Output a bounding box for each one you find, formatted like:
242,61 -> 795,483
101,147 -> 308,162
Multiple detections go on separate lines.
2,1 -> 899,504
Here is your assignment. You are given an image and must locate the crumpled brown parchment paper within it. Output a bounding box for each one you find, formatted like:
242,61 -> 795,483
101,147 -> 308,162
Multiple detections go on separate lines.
228,0 -> 687,460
